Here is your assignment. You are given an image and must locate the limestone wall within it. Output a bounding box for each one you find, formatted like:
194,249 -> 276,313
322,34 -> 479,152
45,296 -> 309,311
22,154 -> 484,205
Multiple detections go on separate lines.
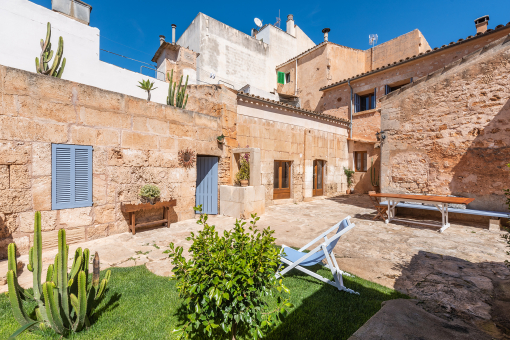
236,99 -> 349,205
320,26 -> 510,120
379,34 -> 510,211
0,64 -> 236,258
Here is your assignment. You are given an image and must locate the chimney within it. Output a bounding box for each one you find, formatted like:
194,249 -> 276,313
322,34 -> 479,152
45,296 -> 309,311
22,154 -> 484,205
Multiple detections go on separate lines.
159,35 -> 166,46
52,0 -> 92,25
286,14 -> 295,37
474,15 -> 489,34
251,28 -> 258,38
322,28 -> 330,42
171,24 -> 177,44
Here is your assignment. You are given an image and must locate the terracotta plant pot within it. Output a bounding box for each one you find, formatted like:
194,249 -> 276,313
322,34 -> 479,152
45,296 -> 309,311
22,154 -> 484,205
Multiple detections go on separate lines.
240,180 -> 249,187
346,189 -> 350,194
142,196 -> 157,205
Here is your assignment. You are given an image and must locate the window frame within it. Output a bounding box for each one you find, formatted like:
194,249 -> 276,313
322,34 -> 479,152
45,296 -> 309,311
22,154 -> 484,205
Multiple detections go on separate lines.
285,72 -> 291,84
51,143 -> 93,210
354,151 -> 368,173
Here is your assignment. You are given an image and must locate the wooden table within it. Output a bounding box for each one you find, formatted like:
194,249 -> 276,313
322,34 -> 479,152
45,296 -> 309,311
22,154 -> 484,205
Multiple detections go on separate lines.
369,193 -> 474,232
120,200 -> 177,235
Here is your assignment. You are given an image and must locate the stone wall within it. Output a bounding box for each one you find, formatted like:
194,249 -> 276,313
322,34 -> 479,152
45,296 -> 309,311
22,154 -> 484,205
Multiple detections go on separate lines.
236,99 -> 349,205
320,26 -> 510,120
0,64 -> 236,258
379,34 -> 510,211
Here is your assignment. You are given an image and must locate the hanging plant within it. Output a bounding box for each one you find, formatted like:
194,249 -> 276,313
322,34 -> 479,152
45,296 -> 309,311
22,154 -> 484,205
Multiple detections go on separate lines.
178,148 -> 196,168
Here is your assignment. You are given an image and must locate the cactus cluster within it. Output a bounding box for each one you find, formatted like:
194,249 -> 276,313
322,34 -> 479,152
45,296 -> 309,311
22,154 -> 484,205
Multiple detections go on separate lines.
35,22 -> 66,78
7,212 -> 111,337
370,158 -> 379,187
167,69 -> 189,109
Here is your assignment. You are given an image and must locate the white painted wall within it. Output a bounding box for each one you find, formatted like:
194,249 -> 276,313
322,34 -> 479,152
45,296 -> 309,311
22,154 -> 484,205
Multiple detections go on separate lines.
177,13 -> 315,97
0,0 -> 170,104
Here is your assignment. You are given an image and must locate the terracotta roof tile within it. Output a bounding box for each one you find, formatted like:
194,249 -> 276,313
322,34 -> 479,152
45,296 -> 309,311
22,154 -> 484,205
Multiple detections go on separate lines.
236,91 -> 350,125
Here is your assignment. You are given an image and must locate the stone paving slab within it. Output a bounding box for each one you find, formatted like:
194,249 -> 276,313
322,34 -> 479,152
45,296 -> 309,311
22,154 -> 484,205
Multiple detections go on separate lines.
1,194 -> 509,337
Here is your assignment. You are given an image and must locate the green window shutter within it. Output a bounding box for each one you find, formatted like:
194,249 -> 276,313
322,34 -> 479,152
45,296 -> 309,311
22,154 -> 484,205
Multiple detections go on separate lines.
277,72 -> 285,84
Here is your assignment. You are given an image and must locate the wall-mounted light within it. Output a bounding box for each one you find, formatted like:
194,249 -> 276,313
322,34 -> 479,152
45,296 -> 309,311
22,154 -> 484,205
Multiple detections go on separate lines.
375,130 -> 386,142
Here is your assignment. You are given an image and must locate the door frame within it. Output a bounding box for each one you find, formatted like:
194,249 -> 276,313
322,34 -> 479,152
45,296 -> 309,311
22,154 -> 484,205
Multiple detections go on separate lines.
273,160 -> 292,200
313,159 -> 325,197
195,155 -> 219,214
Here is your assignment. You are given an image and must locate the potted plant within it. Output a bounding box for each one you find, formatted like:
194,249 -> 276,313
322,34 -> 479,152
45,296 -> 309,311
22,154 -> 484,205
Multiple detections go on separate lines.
344,167 -> 355,194
236,154 -> 250,187
217,134 -> 225,144
140,184 -> 161,204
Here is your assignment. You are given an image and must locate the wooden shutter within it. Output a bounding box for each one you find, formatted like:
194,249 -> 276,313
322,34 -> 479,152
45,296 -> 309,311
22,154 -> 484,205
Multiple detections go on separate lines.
363,153 -> 368,172
52,144 -> 93,210
384,85 -> 391,95
372,88 -> 377,109
354,94 -> 360,113
277,72 -> 285,84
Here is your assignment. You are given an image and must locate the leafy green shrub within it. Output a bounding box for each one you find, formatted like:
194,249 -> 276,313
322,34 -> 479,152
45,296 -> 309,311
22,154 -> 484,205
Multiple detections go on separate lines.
140,184 -> 161,199
137,79 -> 157,101
344,167 -> 355,188
167,207 -> 292,339
235,155 -> 250,183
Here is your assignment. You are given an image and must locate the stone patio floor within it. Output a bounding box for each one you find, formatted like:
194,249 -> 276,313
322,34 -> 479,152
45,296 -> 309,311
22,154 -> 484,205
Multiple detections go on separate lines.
1,194 -> 509,337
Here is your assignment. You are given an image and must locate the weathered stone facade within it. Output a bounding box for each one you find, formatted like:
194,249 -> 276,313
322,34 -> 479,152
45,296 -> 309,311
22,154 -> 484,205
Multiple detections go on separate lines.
0,65 -> 236,258
379,34 -> 510,211
236,96 -> 349,205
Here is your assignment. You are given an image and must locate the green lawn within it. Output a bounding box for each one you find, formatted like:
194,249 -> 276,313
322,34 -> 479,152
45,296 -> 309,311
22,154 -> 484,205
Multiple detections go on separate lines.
0,265 -> 406,340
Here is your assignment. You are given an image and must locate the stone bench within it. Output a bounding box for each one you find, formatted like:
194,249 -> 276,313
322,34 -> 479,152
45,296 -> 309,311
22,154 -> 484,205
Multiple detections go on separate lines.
379,202 -> 509,230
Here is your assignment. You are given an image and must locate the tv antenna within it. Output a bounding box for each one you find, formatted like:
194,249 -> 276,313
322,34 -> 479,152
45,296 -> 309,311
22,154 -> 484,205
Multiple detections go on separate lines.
254,18 -> 263,29
274,10 -> 281,28
369,34 -> 378,48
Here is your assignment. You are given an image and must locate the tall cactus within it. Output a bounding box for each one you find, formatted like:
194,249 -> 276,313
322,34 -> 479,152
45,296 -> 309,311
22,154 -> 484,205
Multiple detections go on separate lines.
35,22 -> 66,78
166,69 -> 189,109
7,212 -> 111,337
370,157 -> 379,187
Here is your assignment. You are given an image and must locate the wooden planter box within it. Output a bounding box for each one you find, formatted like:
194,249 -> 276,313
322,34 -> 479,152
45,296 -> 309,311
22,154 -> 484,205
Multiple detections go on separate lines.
120,200 -> 177,235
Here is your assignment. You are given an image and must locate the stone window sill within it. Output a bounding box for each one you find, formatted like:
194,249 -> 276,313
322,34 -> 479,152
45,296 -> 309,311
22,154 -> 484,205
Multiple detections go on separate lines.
353,108 -> 380,117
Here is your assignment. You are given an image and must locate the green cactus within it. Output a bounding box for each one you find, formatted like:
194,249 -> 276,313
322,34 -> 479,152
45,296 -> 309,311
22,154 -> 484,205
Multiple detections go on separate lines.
7,211 -> 111,337
370,158 -> 380,187
35,22 -> 66,78
166,69 -> 189,109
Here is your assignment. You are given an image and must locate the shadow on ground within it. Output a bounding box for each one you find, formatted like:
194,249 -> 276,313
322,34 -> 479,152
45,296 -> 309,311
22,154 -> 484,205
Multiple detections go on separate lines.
391,250 -> 510,339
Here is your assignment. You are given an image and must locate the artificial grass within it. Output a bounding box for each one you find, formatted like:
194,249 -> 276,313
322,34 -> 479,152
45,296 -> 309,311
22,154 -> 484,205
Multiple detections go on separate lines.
0,265 -> 406,340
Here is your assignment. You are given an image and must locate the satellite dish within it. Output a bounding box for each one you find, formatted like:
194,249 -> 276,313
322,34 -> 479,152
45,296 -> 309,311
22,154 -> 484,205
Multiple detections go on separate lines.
254,18 -> 263,28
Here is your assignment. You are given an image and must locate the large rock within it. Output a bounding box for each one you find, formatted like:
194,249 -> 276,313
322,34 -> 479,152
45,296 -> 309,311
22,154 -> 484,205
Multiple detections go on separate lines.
348,299 -> 492,340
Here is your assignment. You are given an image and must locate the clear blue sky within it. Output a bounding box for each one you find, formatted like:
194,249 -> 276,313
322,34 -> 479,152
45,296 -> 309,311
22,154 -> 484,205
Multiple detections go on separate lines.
31,0 -> 510,76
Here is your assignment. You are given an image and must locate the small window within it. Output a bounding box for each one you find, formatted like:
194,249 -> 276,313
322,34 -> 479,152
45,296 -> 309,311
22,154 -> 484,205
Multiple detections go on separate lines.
354,151 -> 368,172
52,144 -> 93,210
285,72 -> 291,84
354,88 -> 376,113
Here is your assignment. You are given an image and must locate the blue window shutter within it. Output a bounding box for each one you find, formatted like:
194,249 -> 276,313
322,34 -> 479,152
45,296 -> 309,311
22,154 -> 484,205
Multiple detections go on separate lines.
372,88 -> 377,109
385,85 -> 391,95
410,77 -> 413,83
52,144 -> 93,210
354,94 -> 360,113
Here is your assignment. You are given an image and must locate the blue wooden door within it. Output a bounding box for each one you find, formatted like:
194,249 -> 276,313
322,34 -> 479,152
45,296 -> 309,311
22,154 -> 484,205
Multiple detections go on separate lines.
196,156 -> 218,214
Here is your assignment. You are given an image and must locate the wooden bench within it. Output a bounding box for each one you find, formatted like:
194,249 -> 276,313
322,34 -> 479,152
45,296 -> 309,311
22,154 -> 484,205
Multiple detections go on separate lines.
370,193 -> 475,233
121,200 -> 177,235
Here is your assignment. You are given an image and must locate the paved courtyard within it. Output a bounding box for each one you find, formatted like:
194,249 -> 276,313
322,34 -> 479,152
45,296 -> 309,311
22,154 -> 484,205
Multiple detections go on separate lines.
1,194 -> 509,336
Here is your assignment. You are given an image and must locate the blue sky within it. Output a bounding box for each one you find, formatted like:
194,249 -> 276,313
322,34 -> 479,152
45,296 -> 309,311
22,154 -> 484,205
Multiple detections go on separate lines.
31,0 -> 510,75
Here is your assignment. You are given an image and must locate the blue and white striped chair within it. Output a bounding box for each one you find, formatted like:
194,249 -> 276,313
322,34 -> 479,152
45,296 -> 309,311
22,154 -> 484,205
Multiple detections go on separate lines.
276,216 -> 358,294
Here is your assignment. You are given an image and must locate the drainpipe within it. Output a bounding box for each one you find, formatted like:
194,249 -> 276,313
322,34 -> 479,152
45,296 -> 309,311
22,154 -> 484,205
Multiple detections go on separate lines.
294,58 -> 298,96
348,79 -> 353,139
